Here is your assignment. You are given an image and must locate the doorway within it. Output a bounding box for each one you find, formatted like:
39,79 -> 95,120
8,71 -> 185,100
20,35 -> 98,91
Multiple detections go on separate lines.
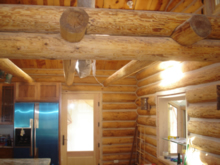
61,92 -> 101,165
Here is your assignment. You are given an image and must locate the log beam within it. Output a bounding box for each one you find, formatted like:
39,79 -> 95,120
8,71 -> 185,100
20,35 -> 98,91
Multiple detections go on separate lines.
171,15 -> 212,46
188,121 -> 220,138
60,8 -> 88,85
63,60 -> 77,86
0,5 -> 220,39
103,60 -> 153,87
0,59 -> 33,83
0,33 -> 220,61
186,84 -> 218,103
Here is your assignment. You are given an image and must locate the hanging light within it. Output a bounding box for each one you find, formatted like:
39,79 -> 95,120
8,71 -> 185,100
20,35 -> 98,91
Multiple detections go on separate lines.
127,0 -> 133,9
141,97 -> 151,111
5,73 -> 13,84
0,70 -> 5,79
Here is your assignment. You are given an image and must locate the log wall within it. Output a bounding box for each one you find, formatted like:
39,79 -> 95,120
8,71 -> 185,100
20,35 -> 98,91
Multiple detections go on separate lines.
135,62 -> 220,164
62,70 -> 138,165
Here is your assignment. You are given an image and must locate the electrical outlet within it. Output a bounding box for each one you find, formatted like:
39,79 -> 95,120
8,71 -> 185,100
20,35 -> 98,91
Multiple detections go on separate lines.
113,160 -> 119,163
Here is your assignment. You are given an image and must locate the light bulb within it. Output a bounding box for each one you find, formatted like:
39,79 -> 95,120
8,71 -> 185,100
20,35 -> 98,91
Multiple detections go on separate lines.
127,1 -> 133,9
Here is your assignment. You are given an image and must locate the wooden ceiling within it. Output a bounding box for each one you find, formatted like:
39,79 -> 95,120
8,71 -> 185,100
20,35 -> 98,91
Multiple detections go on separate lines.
1,0 -> 204,70
10,59 -> 130,70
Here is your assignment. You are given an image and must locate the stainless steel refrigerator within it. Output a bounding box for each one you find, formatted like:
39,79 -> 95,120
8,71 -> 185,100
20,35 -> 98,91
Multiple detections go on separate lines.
14,103 -> 59,165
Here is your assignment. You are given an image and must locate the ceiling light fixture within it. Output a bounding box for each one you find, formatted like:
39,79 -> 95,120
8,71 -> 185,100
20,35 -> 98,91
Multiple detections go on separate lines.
5,73 -> 13,84
141,97 -> 151,111
127,0 -> 133,9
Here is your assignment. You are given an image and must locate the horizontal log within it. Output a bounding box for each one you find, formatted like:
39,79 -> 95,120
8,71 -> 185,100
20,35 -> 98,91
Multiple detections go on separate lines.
103,129 -> 135,137
102,137 -> 133,145
137,107 -> 156,116
144,152 -> 158,164
102,111 -> 137,121
188,121 -> 220,138
136,61 -> 178,80
1,33 -> 220,61
136,96 -> 156,107
103,160 -> 135,165
188,105 -> 220,119
2,75 -> 136,85
103,60 -> 153,87
186,84 -> 218,103
137,65 -> 220,96
137,117 -> 156,126
138,61 -> 214,87
189,136 -> 220,155
102,122 -> 136,128
102,93 -> 137,102
1,5 -> 220,39
102,154 -> 135,161
103,144 -> 134,154
140,143 -> 157,157
62,85 -> 137,92
139,134 -> 157,147
102,103 -> 137,110
138,126 -> 157,136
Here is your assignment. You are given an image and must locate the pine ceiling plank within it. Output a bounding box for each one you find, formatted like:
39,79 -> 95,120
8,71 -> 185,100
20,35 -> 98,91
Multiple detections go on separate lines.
36,59 -> 47,68
149,0 -> 163,11
47,0 -> 54,5
166,0 -> 181,11
64,0 -> 70,6
172,0 -> 194,13
53,0 -> 60,6
95,0 -> 104,8
184,0 -> 203,13
135,0 -> 153,10
37,0 -> 44,5
159,0 -> 170,11
103,0 -> 136,10
70,0 -> 77,6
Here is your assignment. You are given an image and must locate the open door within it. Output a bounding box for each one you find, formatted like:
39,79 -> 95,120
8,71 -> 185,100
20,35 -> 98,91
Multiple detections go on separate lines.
61,92 -> 101,165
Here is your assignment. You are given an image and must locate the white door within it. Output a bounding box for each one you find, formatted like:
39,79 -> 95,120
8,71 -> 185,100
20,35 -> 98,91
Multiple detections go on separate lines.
61,92 -> 101,165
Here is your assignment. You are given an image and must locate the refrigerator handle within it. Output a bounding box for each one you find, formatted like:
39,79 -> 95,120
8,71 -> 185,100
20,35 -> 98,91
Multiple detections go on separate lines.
30,119 -> 33,157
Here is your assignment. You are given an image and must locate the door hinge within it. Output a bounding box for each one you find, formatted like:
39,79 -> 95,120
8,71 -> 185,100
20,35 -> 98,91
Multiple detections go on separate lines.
98,143 -> 100,147
98,122 -> 100,127
98,102 -> 100,106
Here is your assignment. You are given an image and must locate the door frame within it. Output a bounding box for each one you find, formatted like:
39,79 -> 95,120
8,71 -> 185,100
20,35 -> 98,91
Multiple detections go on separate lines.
60,91 -> 101,165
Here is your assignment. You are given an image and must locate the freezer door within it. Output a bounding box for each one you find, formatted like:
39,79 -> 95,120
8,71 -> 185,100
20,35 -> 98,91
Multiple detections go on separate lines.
35,103 -> 59,165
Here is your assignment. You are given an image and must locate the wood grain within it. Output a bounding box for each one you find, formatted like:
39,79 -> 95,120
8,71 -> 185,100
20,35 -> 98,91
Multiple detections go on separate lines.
188,105 -> 220,119
138,126 -> 157,136
137,117 -> 156,126
102,103 -> 137,110
188,121 -> 220,138
102,137 -> 133,145
102,93 -> 136,102
102,111 -> 137,120
186,84 -> 218,103
0,5 -> 220,39
137,65 -> 220,96
103,129 -> 135,137
102,122 -> 136,128
1,33 -> 220,61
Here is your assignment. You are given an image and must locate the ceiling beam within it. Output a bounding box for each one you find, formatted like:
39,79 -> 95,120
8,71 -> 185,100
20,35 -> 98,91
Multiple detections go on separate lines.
60,8 -> 89,85
0,33 -> 220,61
103,61 -> 154,87
0,5 -> 220,39
0,58 -> 33,83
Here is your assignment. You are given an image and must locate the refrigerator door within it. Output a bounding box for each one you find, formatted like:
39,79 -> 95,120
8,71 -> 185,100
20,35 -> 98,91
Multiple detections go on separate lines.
35,103 -> 59,165
14,103 -> 35,158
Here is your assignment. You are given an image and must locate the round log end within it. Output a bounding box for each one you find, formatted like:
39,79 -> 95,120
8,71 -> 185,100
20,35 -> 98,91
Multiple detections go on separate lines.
60,8 -> 89,42
190,15 -> 212,38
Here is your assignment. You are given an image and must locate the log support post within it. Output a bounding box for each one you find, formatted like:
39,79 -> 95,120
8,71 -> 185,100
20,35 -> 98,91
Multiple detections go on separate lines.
60,8 -> 89,85
171,15 -> 212,46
